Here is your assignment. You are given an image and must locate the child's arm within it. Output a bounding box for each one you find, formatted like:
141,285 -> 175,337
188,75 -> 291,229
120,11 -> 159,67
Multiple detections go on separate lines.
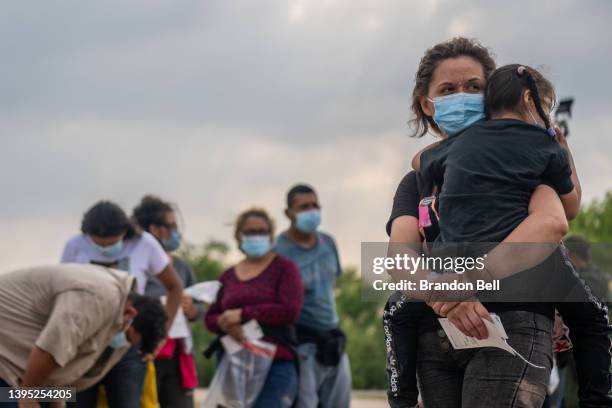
543,128 -> 581,220
559,189 -> 580,220
555,127 -> 581,220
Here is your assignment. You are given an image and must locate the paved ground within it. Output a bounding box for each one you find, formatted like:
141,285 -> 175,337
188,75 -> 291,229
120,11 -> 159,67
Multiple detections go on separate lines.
194,388 -> 389,407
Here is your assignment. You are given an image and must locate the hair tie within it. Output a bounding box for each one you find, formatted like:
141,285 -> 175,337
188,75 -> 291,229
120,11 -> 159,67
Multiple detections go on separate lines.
517,66 -> 526,76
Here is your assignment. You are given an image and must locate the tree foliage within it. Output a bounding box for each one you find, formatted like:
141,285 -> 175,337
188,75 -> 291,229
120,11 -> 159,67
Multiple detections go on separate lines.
570,191 -> 612,242
570,192 -> 612,278
335,268 -> 388,389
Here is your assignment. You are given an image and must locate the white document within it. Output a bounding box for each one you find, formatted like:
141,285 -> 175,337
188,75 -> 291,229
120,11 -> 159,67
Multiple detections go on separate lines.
439,314 -> 511,351
438,313 -> 544,369
241,319 -> 265,339
161,296 -> 191,339
160,281 -> 222,342
220,335 -> 244,355
184,281 -> 222,304
220,320 -> 265,355
168,308 -> 190,339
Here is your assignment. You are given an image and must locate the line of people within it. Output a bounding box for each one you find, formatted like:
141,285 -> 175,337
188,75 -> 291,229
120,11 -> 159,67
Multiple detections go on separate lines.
3,34 -> 610,408
0,185 -> 352,408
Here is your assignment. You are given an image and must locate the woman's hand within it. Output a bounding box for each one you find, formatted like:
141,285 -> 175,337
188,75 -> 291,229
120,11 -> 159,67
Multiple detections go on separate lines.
553,125 -> 581,219
218,309 -> 242,332
428,300 -> 460,317
433,298 -> 492,340
181,294 -> 198,320
225,323 -> 246,343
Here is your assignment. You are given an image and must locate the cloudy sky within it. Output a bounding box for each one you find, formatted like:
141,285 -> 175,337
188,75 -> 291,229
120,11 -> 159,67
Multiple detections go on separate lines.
1,0 -> 611,271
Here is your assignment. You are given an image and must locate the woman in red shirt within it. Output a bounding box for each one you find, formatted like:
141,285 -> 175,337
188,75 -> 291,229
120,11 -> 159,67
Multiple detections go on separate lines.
205,208 -> 304,408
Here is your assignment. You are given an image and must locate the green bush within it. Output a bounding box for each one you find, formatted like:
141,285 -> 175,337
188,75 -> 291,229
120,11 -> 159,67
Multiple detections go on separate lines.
336,268 -> 387,389
570,192 -> 612,242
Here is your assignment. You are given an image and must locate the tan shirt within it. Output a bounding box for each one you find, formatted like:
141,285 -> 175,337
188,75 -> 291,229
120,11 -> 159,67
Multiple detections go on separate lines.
0,264 -> 135,390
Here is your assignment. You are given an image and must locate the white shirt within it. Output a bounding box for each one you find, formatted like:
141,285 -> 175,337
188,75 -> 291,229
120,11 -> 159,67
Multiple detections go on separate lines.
61,232 -> 169,294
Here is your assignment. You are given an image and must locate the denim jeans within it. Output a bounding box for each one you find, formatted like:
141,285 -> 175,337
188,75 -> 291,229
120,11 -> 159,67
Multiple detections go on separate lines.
252,359 -> 298,408
296,343 -> 351,408
70,346 -> 147,408
417,311 -> 553,408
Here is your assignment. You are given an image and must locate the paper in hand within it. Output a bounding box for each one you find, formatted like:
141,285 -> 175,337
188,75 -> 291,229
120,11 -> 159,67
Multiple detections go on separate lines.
168,308 -> 190,339
160,295 -> 190,339
438,313 -> 544,369
184,281 -> 222,303
220,319 -> 265,354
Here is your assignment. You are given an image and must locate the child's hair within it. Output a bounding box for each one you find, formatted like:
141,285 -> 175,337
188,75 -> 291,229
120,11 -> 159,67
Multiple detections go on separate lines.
485,64 -> 556,136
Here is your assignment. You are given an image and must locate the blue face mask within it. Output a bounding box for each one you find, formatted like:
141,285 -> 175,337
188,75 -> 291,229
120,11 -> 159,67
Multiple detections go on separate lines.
295,210 -> 321,233
163,230 -> 182,252
429,93 -> 486,136
110,317 -> 133,349
90,238 -> 123,258
240,235 -> 271,258
109,331 -> 129,349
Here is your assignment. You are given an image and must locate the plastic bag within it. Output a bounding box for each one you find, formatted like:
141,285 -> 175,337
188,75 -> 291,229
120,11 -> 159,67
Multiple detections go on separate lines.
203,339 -> 277,408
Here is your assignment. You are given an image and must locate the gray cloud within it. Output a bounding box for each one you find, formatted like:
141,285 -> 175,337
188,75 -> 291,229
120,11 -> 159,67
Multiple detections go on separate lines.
1,0 -> 611,270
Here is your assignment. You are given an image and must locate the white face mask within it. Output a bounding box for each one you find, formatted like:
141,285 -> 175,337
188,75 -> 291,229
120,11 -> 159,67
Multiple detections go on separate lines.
527,108 -> 541,128
527,106 -> 556,137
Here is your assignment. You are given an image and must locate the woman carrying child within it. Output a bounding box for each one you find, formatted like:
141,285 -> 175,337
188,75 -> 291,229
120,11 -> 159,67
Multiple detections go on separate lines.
384,37 -> 611,408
